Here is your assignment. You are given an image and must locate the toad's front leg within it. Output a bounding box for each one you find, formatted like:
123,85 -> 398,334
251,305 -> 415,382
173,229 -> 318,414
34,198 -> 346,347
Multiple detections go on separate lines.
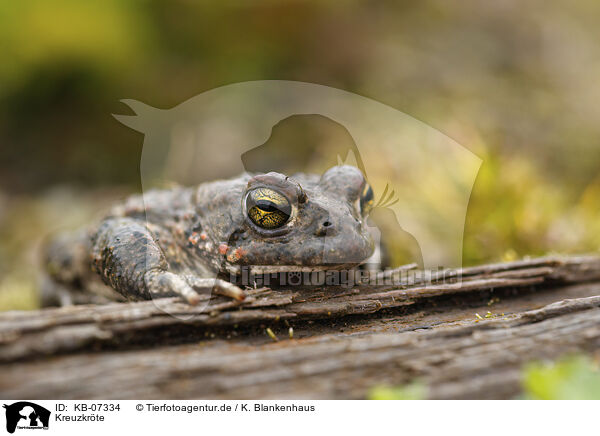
91,217 -> 244,304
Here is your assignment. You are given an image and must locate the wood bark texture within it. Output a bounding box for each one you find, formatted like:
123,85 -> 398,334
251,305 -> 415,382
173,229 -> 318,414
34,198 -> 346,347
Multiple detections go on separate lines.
1,255 -> 600,399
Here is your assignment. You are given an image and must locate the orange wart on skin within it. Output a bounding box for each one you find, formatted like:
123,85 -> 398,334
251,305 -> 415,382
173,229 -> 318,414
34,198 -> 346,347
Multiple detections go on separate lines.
227,247 -> 247,262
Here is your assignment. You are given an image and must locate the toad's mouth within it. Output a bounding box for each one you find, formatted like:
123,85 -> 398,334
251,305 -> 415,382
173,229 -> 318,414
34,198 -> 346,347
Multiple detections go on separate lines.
224,262 -> 364,276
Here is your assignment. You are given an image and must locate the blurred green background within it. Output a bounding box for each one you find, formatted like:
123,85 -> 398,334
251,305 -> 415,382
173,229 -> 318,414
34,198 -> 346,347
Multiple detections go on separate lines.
1,0 -> 599,309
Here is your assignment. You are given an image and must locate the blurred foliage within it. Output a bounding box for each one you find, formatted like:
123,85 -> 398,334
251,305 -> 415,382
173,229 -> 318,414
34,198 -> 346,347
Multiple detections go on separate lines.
0,273 -> 38,312
0,188 -> 125,310
368,381 -> 427,400
1,0 -> 600,309
367,354 -> 600,400
465,147 -> 600,264
522,355 -> 600,400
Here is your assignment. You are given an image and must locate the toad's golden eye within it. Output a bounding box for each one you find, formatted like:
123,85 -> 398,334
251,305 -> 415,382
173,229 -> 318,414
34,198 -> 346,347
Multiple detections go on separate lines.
360,183 -> 374,215
246,188 -> 292,229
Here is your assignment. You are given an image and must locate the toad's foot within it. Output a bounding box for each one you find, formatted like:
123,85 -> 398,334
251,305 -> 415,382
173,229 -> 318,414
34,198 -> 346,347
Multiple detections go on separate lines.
184,275 -> 246,302
145,271 -> 245,305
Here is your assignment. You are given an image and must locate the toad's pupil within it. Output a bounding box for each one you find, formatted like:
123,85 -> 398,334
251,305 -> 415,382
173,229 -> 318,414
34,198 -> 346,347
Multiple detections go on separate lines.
256,200 -> 279,212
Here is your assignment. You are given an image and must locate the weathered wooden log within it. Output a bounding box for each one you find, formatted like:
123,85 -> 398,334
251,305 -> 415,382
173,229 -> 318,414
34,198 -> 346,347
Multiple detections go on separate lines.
1,255 -> 600,399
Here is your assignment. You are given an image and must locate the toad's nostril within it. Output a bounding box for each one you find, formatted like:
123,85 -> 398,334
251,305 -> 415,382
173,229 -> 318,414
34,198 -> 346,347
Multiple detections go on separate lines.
315,220 -> 335,236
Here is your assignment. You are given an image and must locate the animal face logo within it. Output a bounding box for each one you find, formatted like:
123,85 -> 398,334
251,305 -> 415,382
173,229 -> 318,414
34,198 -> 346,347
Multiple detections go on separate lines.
3,402 -> 50,433
114,80 -> 481,272
113,80 -> 481,317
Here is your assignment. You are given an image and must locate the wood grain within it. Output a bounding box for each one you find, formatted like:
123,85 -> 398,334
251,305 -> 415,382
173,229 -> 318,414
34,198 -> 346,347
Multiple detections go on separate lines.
1,255 -> 600,399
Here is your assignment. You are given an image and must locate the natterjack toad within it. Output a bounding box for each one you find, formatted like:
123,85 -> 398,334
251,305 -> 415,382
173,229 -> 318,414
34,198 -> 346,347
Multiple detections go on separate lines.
43,165 -> 375,306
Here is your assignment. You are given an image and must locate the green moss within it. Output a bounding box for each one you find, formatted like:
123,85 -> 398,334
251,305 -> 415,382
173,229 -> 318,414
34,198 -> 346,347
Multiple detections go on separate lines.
522,355 -> 600,400
368,381 -> 427,400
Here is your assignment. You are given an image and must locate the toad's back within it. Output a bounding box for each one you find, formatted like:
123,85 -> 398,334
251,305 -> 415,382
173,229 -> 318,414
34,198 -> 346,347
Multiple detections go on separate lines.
43,165 -> 375,306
